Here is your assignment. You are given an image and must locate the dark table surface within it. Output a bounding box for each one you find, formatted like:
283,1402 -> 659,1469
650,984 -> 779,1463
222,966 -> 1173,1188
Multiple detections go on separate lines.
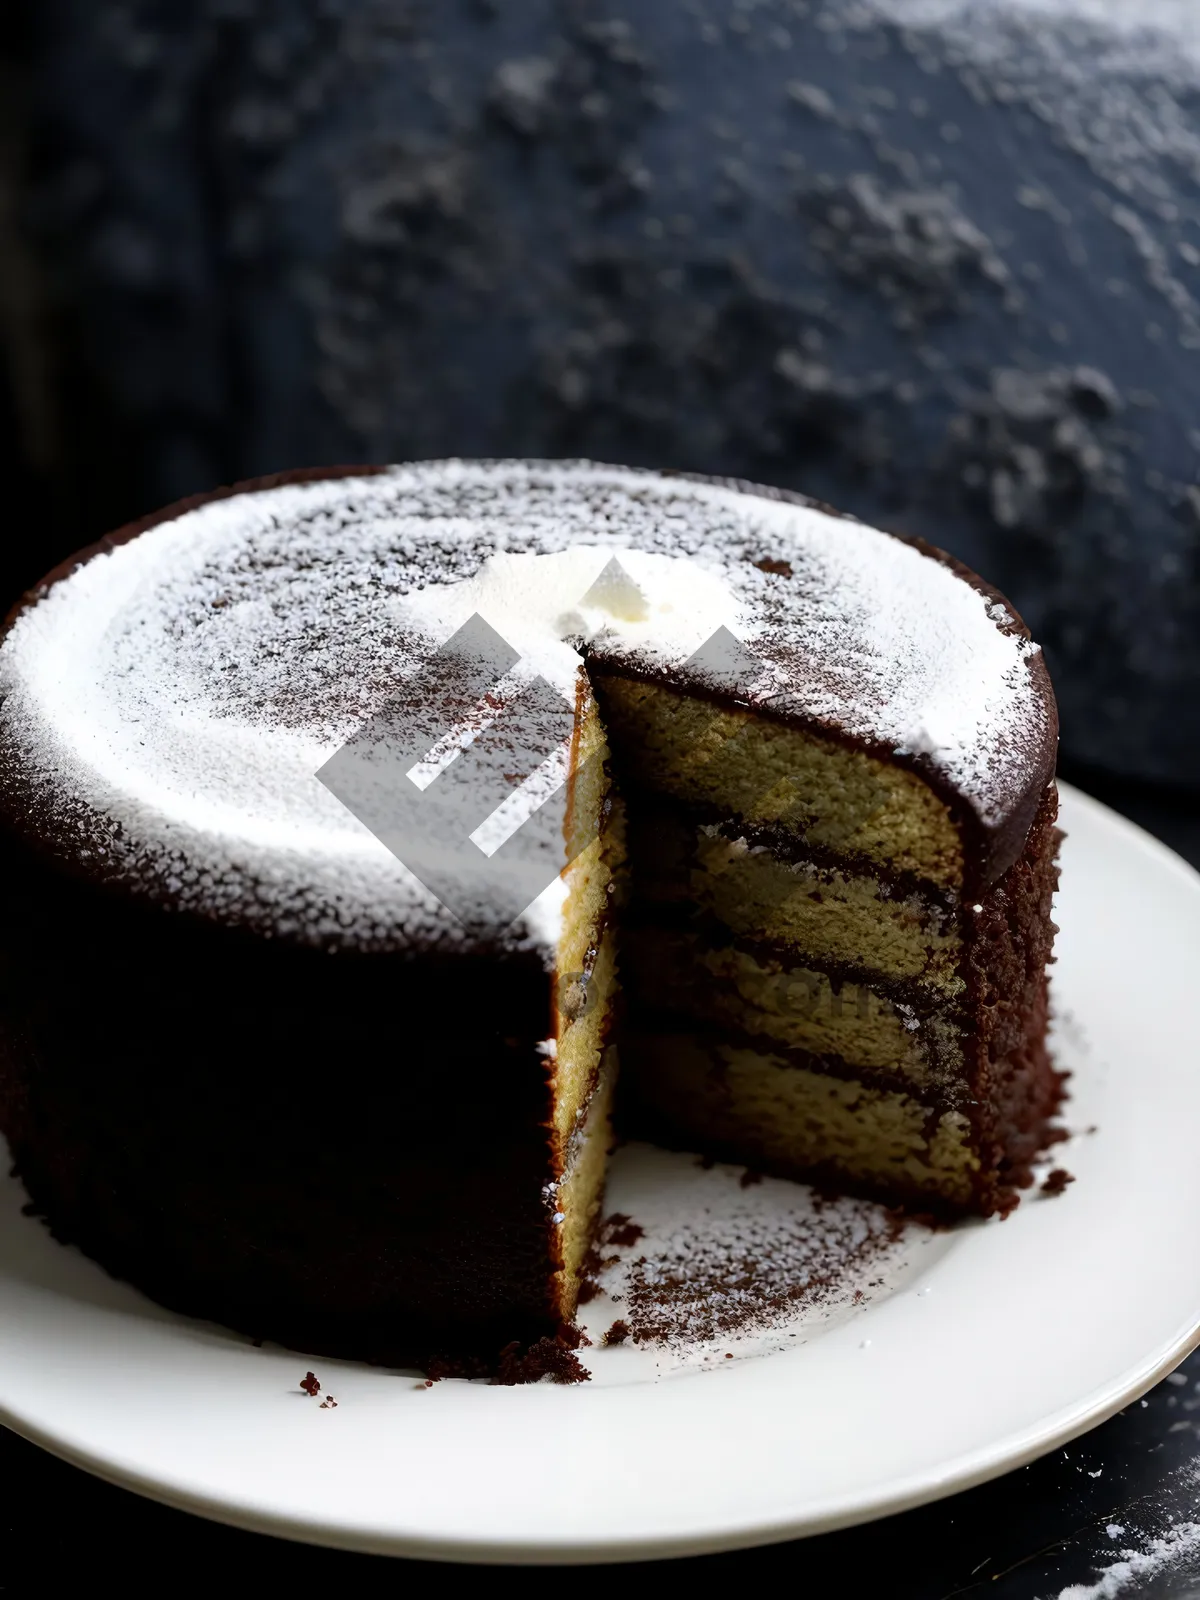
4,767 -> 1200,1598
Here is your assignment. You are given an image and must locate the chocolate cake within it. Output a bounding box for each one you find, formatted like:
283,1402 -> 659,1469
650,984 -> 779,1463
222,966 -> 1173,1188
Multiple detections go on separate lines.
0,460 -> 1062,1371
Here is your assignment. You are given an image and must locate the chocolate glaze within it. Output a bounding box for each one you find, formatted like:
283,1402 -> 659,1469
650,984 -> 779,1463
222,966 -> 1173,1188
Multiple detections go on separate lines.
0,823 -> 576,1367
959,786 -> 1066,1213
627,1012 -> 969,1112
619,787 -> 962,922
626,1023 -> 1062,1226
624,908 -> 958,1021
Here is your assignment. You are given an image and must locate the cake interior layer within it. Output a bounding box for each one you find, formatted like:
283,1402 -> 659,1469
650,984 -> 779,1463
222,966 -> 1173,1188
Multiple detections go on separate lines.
622,922 -> 965,1094
554,689 -> 624,1128
594,672 -> 965,889
553,1046 -> 618,1319
624,802 -> 965,994
573,672 -> 999,1217
550,691 -> 624,1317
553,834 -> 618,1143
623,1027 -> 979,1208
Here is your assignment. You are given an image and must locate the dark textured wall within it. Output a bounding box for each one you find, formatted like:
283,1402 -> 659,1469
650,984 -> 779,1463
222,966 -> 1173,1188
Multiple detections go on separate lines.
4,0 -> 1200,787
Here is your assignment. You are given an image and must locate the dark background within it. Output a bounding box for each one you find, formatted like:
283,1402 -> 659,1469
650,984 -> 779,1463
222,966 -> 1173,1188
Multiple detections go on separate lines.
1,1 -> 1199,1592
3,0 -> 1200,795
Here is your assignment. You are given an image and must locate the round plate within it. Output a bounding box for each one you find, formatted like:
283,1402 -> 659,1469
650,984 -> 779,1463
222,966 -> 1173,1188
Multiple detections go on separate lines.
2,783 -> 1199,1564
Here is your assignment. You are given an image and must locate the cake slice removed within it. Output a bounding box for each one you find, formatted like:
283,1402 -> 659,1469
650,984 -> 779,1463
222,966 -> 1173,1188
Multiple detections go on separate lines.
0,461 -> 1063,1376
593,672 -> 1063,1218
539,685 -> 625,1333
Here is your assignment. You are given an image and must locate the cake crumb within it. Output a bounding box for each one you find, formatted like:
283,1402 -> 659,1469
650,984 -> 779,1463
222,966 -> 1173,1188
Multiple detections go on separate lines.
576,1219 -> 639,1304
299,1371 -> 321,1397
319,1396 -> 338,1408
600,1213 -> 645,1249
754,557 -> 793,577
599,1174 -> 927,1350
603,1320 -> 631,1346
425,1331 -> 591,1385
492,1335 -> 591,1385
1041,1167 -> 1075,1196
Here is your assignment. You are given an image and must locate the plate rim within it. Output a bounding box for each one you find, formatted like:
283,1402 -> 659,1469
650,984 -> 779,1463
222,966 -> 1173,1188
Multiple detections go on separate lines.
3,780 -> 1200,1566
3,1313 -> 1199,1566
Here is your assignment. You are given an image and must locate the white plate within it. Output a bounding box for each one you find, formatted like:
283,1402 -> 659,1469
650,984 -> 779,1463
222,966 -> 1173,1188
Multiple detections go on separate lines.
2,782 -> 1199,1564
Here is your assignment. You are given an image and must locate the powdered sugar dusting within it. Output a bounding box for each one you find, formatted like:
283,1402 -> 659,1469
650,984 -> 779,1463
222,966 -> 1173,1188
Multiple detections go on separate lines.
0,461 -> 1047,949
1055,1524 -> 1200,1598
1050,1459 -> 1200,1597
578,1144 -> 931,1368
394,543 -> 743,699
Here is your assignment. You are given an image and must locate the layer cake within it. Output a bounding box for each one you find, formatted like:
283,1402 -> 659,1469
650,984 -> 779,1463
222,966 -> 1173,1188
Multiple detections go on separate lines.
0,461 -> 1062,1371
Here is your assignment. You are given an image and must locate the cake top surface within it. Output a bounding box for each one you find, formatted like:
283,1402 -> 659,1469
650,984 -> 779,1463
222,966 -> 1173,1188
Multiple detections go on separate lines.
0,460 -> 1055,953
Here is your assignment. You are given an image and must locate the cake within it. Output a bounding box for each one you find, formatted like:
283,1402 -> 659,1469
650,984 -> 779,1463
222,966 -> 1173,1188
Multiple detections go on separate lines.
0,460 -> 1062,1374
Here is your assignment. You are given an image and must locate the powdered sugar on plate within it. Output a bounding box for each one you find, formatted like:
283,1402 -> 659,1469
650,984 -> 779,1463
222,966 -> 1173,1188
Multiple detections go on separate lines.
577,1143 -> 937,1371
